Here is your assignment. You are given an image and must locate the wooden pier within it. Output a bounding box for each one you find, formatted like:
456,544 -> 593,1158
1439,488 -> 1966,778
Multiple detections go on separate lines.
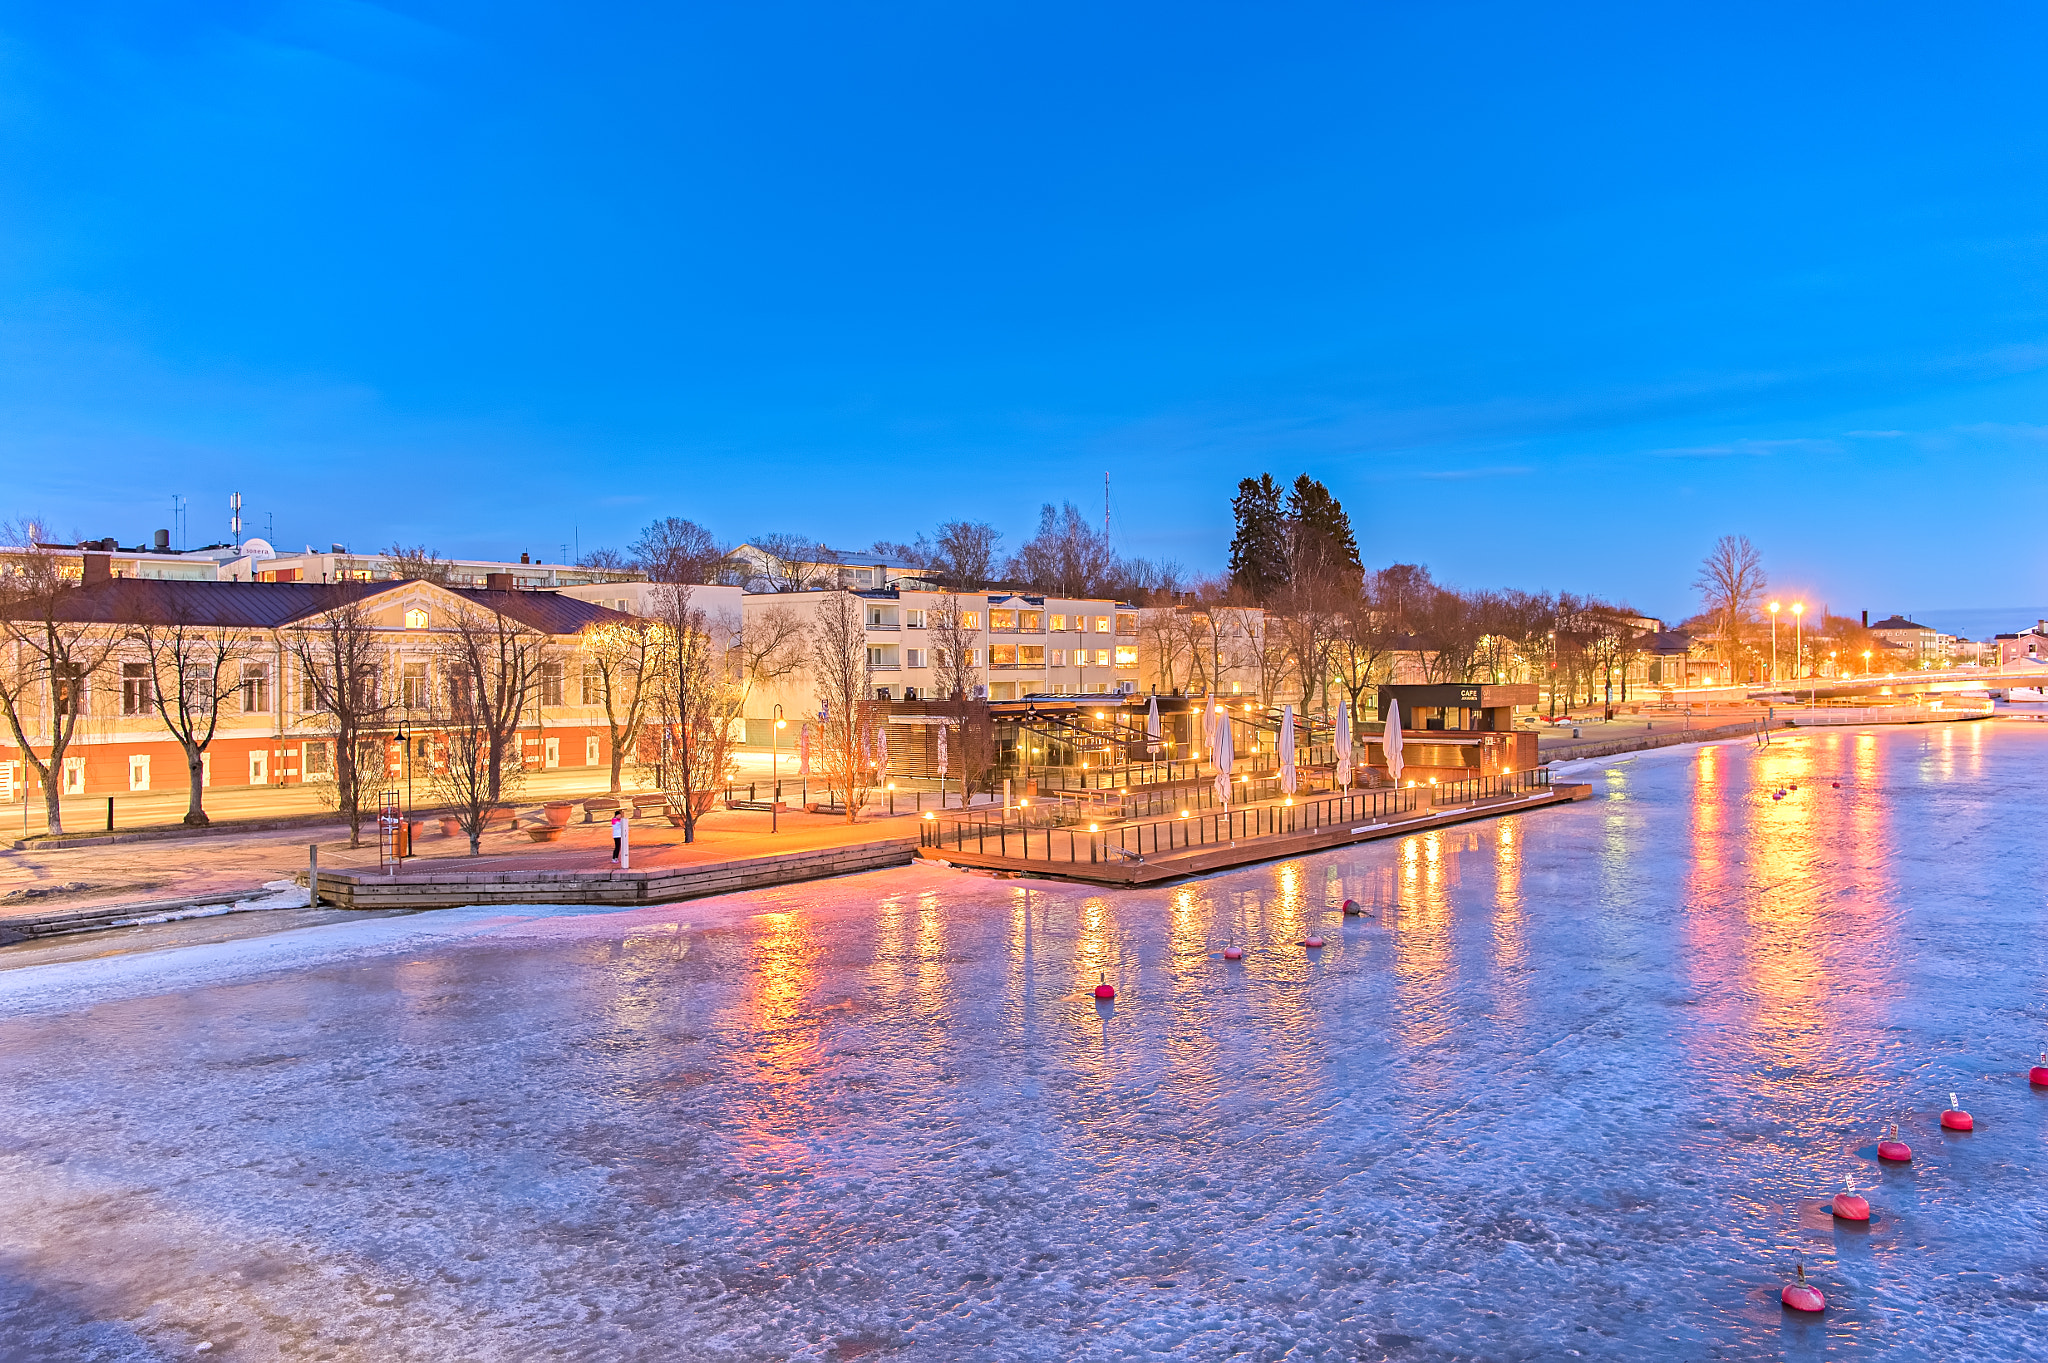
916,772 -> 1594,886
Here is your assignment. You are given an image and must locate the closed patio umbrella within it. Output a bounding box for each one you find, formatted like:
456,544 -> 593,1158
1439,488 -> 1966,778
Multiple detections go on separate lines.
1212,710 -> 1235,809
1146,694 -> 1161,759
1383,697 -> 1405,786
1279,702 -> 1297,795
1335,700 -> 1353,791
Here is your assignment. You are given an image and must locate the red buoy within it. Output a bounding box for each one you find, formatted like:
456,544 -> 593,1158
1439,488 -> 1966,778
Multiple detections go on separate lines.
1341,899 -> 1361,916
1941,1092 -> 1973,1131
1222,945 -> 1243,961
1831,782 -> 1840,788
1877,1125 -> 1912,1162
1093,974 -> 1115,1001
2030,1054 -> 2048,1086
1304,937 -> 1325,949
1781,1265 -> 1826,1313
1830,1193 -> 1870,1222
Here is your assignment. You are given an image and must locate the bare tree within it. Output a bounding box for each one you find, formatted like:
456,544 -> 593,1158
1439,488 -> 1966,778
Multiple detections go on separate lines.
427,603 -> 542,854
631,517 -> 729,585
127,608 -> 260,826
932,521 -> 1003,591
577,546 -> 631,571
752,534 -> 839,593
808,591 -> 878,821
637,585 -> 739,841
284,591 -> 391,847
1693,535 -> 1767,678
1137,606 -> 1189,692
730,600 -> 809,708
0,529 -> 124,835
928,594 -> 983,702
382,544 -> 456,585
579,618 -> 652,795
1006,502 -> 1118,597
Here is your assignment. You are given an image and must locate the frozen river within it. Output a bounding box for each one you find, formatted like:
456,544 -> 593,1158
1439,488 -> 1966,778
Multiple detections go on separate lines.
2,723 -> 2046,1360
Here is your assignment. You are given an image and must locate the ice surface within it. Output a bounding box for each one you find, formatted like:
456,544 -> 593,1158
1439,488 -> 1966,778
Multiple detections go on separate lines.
4,723 -> 2048,1359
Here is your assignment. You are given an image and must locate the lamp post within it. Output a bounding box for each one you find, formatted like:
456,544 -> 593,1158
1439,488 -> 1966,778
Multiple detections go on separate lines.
770,704 -> 786,833
393,719 -> 413,858
1768,601 -> 1780,683
1862,649 -> 1871,676
1792,602 -> 1805,682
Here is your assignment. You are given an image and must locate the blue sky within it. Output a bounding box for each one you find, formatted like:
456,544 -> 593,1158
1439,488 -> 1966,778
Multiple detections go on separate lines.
3,2 -> 2047,625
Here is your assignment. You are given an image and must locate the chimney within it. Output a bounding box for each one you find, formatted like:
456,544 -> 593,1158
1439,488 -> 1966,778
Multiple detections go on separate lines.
82,552 -> 111,586
520,552 -> 530,565
153,529 -> 170,551
1860,610 -> 1867,628
487,572 -> 513,591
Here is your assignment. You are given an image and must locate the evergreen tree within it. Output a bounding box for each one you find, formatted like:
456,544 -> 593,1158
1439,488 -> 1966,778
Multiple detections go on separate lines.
1285,475 -> 1363,580
1228,474 -> 1289,602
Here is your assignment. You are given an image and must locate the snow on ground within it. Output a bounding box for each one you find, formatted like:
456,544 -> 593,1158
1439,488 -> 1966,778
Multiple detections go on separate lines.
3,722 -> 2047,1360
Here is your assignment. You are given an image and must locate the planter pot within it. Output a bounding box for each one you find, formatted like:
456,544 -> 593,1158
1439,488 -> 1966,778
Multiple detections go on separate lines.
439,817 -> 464,837
543,802 -> 574,827
526,825 -> 565,842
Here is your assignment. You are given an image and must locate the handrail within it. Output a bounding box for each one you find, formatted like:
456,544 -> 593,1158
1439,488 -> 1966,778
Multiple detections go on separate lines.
920,768 -> 1552,862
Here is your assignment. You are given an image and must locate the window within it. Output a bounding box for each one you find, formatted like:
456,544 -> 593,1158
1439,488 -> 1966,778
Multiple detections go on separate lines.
401,662 -> 430,709
404,607 -> 429,629
1018,646 -> 1045,667
1051,649 -> 1066,667
585,736 -> 600,766
962,611 -> 980,629
989,609 -> 1016,631
1094,616 -> 1111,634
1094,649 -> 1110,667
1117,614 -> 1138,636
1019,611 -> 1044,632
300,671 -> 320,714
122,663 -> 153,715
540,660 -> 565,706
240,663 -> 271,714
64,756 -> 87,794
249,750 -> 269,785
906,648 -> 928,668
905,609 -> 926,629
989,644 -> 1018,667
129,755 -> 150,791
868,645 -> 900,670
1050,614 -> 1068,632
544,737 -> 560,768
1115,646 -> 1138,667
53,665 -> 84,717
581,662 -> 604,705
304,740 -> 333,778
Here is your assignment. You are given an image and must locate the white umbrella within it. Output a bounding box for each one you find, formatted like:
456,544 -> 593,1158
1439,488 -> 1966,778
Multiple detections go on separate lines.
1335,701 -> 1353,790
798,722 -> 812,777
1146,695 -> 1161,758
1279,702 -> 1297,795
1212,710 -> 1235,808
1383,697 -> 1405,786
936,721 -> 949,779
876,721 -> 889,777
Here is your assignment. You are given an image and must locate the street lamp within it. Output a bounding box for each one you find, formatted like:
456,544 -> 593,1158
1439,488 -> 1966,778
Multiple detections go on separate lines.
393,719 -> 414,858
1791,603 -> 1805,680
770,704 -> 786,833
1862,649 -> 1871,676
1768,602 -> 1781,683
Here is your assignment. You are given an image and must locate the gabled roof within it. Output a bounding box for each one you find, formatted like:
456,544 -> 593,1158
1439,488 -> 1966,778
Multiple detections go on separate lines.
1869,615 -> 1928,631
2,578 -> 402,628
1,579 -> 635,635
445,588 -> 634,634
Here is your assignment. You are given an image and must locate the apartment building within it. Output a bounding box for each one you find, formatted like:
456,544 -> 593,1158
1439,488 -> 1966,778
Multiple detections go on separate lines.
0,568 -> 637,802
235,546 -> 642,589
740,587 -> 1141,724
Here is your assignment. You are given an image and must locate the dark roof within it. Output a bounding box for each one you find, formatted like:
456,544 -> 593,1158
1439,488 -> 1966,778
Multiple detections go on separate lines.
2,578 -> 401,628
1869,616 -> 1928,631
1633,629 -> 1695,654
2,580 -> 635,635
443,588 -> 635,634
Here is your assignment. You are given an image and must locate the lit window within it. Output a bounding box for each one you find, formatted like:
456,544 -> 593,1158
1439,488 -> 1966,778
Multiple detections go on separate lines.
405,607 -> 428,629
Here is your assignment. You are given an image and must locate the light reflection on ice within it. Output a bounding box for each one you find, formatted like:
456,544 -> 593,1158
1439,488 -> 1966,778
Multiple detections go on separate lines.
2,726 -> 2047,1359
